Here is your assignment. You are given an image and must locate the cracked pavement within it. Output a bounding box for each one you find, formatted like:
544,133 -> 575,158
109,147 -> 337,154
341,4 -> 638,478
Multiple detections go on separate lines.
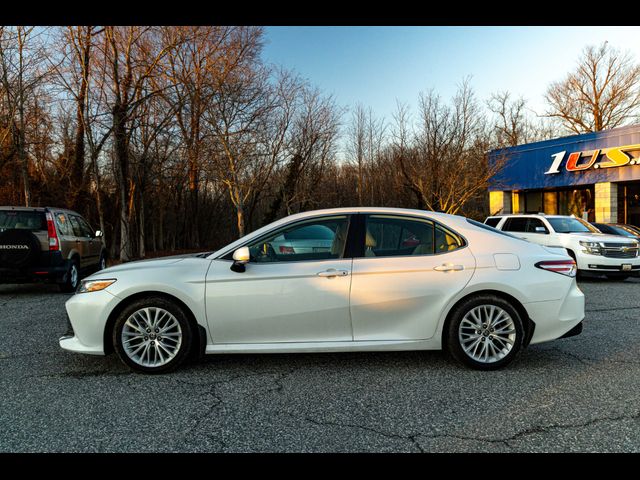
1,278 -> 640,452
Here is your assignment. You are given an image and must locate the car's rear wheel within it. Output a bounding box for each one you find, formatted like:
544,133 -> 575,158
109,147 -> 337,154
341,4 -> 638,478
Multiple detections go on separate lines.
447,294 -> 524,370
98,252 -> 107,270
113,296 -> 193,374
59,258 -> 80,293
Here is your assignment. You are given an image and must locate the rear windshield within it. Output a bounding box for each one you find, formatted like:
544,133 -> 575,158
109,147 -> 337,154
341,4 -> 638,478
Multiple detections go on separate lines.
0,210 -> 46,232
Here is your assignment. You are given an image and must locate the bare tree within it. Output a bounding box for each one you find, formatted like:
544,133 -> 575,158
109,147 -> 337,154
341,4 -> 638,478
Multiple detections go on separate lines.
394,79 -> 501,215
99,26 -> 178,261
0,27 -> 52,206
545,42 -> 640,133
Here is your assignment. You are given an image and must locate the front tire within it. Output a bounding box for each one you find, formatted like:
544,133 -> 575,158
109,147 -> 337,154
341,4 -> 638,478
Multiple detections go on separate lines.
113,296 -> 193,374
447,294 -> 524,370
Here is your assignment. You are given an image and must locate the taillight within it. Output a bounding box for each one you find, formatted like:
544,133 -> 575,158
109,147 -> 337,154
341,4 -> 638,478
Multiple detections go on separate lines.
535,259 -> 577,277
279,245 -> 295,254
46,212 -> 60,251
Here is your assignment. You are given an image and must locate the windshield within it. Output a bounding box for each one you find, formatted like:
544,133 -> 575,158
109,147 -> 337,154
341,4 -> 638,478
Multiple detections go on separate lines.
547,217 -> 599,234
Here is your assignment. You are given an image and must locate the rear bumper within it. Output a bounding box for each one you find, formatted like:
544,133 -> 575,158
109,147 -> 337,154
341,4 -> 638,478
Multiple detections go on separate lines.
526,279 -> 585,344
0,263 -> 69,284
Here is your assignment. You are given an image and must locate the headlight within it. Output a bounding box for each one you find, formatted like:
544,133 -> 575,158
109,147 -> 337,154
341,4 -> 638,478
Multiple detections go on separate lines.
579,240 -> 602,255
77,279 -> 117,293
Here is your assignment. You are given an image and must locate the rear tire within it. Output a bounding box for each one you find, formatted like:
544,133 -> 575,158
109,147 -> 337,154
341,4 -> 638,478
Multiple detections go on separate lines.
113,296 -> 193,374
59,258 -> 80,293
447,294 -> 524,370
98,251 -> 107,271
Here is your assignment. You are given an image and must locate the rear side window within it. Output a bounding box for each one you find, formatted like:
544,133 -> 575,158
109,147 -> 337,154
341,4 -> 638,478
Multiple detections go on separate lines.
502,217 -> 529,232
54,213 -> 73,236
0,210 -> 46,232
484,217 -> 501,228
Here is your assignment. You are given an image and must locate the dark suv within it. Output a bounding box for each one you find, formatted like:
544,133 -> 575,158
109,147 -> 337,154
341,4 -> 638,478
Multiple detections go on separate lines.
0,206 -> 107,292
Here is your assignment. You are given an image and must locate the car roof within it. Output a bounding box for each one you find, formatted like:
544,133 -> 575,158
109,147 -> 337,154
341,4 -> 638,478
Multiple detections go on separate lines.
487,214 -> 573,219
0,206 -> 81,215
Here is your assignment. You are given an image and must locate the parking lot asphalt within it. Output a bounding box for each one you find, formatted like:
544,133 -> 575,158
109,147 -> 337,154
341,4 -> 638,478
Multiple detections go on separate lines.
1,278 -> 640,453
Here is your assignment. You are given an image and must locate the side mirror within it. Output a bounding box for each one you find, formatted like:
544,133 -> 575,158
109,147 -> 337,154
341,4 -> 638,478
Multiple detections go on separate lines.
95,230 -> 104,238
230,246 -> 250,273
535,226 -> 548,234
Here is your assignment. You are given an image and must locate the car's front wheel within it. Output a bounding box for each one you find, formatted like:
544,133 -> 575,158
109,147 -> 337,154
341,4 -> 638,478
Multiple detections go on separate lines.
447,294 -> 524,370
113,296 -> 193,374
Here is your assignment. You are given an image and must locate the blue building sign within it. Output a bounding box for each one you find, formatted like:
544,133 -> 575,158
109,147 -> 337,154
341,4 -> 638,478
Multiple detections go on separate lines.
489,124 -> 640,192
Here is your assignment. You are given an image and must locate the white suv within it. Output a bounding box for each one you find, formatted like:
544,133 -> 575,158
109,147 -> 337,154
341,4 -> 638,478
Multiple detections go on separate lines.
485,214 -> 640,279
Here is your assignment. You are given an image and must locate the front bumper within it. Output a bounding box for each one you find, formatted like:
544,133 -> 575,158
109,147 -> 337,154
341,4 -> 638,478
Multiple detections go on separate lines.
59,288 -> 120,356
575,253 -> 640,273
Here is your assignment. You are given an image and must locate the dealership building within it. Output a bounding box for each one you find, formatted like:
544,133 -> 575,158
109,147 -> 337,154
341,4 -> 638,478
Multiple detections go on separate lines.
489,124 -> 640,225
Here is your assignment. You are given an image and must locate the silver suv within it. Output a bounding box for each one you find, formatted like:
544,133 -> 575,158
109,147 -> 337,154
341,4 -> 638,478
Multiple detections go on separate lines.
0,206 -> 107,292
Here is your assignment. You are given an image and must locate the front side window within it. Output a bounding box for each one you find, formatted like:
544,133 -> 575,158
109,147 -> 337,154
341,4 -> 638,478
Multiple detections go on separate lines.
526,218 -> 548,234
363,215 -> 463,257
68,215 -> 89,237
76,216 -> 94,237
247,216 -> 349,263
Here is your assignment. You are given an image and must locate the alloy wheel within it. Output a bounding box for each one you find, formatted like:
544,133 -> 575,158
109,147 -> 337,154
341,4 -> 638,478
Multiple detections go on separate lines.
458,304 -> 516,363
121,307 -> 183,368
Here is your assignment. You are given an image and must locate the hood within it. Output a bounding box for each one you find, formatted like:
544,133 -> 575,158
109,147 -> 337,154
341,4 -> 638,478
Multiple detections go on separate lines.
560,232 -> 638,244
86,253 -> 206,279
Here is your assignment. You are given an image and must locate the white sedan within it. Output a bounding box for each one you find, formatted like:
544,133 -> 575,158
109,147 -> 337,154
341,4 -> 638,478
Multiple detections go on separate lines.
59,207 -> 585,373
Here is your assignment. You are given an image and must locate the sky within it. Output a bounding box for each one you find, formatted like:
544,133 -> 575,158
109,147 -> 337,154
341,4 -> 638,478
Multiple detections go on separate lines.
262,26 -> 640,127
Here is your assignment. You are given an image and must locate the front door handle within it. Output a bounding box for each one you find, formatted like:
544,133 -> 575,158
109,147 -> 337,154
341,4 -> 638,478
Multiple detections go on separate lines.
317,269 -> 350,278
434,264 -> 464,272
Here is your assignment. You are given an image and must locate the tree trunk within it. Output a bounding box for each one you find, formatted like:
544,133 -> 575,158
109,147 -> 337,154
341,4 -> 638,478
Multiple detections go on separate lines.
70,27 -> 92,210
113,104 -> 132,262
138,196 -> 145,258
236,204 -> 245,238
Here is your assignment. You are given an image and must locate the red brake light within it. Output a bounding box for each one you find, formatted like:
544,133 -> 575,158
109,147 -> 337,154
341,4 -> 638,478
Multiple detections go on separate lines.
46,212 -> 60,251
279,246 -> 295,254
535,259 -> 577,277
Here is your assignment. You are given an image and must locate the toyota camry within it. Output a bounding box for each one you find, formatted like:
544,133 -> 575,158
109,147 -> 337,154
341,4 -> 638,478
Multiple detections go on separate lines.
59,207 -> 585,373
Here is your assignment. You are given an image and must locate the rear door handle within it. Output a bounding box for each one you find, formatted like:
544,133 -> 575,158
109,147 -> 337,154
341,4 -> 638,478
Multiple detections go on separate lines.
434,264 -> 464,272
317,269 -> 350,277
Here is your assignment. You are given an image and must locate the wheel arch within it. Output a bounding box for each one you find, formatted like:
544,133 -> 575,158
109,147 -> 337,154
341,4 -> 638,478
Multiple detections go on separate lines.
103,290 -> 206,358
440,289 -> 535,351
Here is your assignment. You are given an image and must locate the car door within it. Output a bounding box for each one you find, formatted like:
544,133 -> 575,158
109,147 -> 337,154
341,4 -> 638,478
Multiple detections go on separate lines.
67,214 -> 89,268
75,215 -> 102,266
349,214 -> 476,341
205,214 -> 354,344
